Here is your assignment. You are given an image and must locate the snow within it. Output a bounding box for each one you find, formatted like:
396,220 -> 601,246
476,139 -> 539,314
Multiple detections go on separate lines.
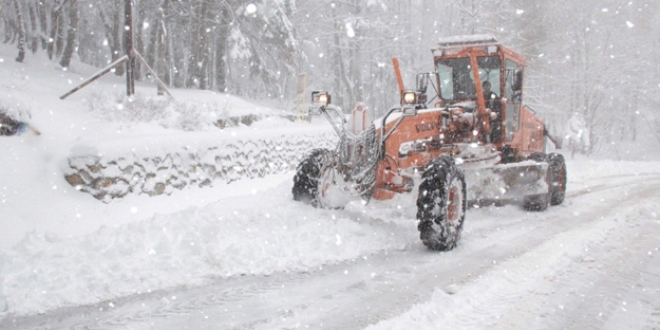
1,182 -> 408,315
437,34 -> 498,47
367,191 -> 659,329
1,44 -> 660,329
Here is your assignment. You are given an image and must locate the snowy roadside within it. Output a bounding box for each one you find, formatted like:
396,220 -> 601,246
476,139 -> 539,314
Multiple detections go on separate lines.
1,43 -> 353,317
0,42 -> 305,249
1,159 -> 659,318
0,178 -> 409,317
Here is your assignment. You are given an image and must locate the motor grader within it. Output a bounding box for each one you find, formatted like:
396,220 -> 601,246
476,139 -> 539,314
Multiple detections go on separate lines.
292,35 -> 567,251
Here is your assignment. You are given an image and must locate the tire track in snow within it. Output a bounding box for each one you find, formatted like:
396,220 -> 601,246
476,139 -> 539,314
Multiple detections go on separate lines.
4,173 -> 660,329
547,204 -> 660,330
364,174 -> 660,329
366,178 -> 660,330
0,269 -> 318,330
0,210 -> 410,330
302,180 -> 660,329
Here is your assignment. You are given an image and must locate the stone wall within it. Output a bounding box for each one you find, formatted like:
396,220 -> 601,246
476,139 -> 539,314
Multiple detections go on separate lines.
63,130 -> 337,202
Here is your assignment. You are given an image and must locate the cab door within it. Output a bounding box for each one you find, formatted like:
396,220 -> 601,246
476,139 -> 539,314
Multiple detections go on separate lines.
504,59 -> 523,144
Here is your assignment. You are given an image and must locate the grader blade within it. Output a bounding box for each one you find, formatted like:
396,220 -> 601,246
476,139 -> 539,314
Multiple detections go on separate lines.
464,161 -> 548,203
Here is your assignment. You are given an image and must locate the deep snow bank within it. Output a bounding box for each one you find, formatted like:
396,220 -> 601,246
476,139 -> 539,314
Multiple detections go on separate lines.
0,181 -> 409,317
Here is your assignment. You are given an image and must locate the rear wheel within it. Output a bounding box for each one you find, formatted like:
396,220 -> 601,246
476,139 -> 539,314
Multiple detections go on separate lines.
416,156 -> 467,251
547,153 -> 567,205
292,149 -> 332,207
524,152 -> 549,211
523,193 -> 549,211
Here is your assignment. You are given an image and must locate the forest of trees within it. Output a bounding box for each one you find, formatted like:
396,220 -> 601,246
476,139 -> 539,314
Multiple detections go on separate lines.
1,0 -> 658,155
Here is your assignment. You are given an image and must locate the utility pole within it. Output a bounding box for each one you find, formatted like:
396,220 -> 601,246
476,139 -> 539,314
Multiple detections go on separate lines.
125,0 -> 135,96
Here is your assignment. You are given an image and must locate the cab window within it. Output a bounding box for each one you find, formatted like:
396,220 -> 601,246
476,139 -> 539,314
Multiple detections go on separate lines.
476,56 -> 501,96
505,59 -> 523,141
436,57 -> 475,100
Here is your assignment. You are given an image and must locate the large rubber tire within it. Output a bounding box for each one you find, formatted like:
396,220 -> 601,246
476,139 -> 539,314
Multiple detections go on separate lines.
523,193 -> 549,211
416,156 -> 467,251
547,153 -> 567,205
523,152 -> 549,211
292,149 -> 332,207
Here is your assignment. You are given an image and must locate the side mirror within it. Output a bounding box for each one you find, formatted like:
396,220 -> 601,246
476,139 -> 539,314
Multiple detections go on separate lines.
416,73 -> 429,93
512,69 -> 523,92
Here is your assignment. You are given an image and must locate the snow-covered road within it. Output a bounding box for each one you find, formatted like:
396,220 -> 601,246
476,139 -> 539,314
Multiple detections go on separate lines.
2,161 -> 659,330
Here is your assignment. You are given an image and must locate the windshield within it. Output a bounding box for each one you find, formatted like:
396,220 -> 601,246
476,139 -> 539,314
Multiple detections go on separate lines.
436,58 -> 475,100
436,56 -> 502,101
477,56 -> 501,98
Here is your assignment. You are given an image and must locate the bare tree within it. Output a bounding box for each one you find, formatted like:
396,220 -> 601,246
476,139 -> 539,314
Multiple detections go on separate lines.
98,2 -> 125,75
47,0 -> 67,60
12,0 -> 26,62
59,0 -> 78,69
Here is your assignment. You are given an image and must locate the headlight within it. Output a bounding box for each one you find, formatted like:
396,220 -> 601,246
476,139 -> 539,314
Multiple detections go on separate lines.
319,93 -> 328,105
401,91 -> 416,105
312,91 -> 331,106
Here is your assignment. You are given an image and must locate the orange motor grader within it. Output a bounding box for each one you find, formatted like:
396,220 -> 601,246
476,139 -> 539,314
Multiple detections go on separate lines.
292,35 -> 567,251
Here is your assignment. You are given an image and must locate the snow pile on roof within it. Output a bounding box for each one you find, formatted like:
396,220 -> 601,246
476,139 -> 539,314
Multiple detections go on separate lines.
437,34 -> 498,47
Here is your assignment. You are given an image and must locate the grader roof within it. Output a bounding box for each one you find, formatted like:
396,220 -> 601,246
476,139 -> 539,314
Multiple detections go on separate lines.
436,34 -> 498,48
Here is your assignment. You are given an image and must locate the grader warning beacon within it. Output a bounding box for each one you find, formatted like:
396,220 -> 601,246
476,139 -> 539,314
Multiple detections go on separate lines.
292,35 -> 567,251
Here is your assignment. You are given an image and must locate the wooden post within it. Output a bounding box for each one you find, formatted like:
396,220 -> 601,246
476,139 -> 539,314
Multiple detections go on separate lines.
59,0 -> 174,100
125,0 -> 135,96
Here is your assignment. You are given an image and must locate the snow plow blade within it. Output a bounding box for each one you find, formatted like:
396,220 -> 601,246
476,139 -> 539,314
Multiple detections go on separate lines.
463,161 -> 548,203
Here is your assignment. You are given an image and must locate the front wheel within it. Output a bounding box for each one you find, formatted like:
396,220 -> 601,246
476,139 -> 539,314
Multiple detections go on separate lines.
547,153 -> 567,205
292,149 -> 332,207
523,193 -> 549,211
523,152 -> 549,211
416,156 -> 467,251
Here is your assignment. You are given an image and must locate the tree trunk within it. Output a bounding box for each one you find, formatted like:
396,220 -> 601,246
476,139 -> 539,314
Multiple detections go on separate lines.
186,2 -> 202,88
125,0 -> 135,96
12,0 -> 26,62
350,0 -> 363,103
134,0 -> 144,80
156,0 -> 170,95
99,5 -> 125,76
59,0 -> 78,68
48,0 -> 62,60
112,8 -> 124,75
28,4 -> 38,53
198,1 -> 211,90
3,13 -> 17,44
145,8 -> 160,72
55,7 -> 65,58
331,4 -> 353,110
215,5 -> 230,93
37,0 -> 48,50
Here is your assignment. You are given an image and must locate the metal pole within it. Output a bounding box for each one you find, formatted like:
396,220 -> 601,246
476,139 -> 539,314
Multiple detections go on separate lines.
60,55 -> 129,99
135,52 -> 174,99
125,0 -> 135,96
